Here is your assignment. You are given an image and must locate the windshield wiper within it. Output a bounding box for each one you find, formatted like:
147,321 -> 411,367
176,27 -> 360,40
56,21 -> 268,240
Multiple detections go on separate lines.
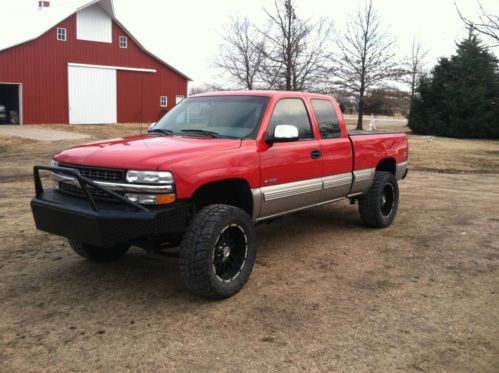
148,128 -> 175,136
180,129 -> 221,138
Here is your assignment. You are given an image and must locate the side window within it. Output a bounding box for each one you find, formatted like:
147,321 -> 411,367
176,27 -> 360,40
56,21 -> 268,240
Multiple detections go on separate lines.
57,27 -> 67,41
160,96 -> 168,107
268,98 -> 313,140
119,36 -> 128,48
311,99 -> 341,139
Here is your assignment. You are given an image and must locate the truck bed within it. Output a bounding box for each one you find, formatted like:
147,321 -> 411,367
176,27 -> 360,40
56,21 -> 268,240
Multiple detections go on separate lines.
348,130 -> 405,136
348,131 -> 408,171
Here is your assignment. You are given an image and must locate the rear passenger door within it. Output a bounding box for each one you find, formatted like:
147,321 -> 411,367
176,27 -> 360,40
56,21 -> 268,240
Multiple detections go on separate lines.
310,99 -> 353,202
259,98 -> 322,218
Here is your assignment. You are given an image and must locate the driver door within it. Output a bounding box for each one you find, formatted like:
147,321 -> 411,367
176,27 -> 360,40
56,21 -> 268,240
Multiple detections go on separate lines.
259,98 -> 322,218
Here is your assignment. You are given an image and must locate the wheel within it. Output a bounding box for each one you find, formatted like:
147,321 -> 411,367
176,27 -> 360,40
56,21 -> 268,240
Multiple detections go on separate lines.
179,204 -> 256,299
68,240 -> 130,262
359,171 -> 399,228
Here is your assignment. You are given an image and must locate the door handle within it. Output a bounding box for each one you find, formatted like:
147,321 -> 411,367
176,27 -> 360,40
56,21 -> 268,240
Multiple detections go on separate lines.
311,149 -> 321,159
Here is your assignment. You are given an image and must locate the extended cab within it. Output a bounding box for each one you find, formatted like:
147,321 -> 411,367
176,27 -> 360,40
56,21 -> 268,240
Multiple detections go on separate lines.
31,91 -> 408,299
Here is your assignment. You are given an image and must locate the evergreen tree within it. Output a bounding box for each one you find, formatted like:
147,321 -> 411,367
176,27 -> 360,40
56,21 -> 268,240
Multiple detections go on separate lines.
409,32 -> 499,139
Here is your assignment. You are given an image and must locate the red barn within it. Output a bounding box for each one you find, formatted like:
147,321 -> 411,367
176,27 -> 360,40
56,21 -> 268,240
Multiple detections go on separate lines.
0,0 -> 190,125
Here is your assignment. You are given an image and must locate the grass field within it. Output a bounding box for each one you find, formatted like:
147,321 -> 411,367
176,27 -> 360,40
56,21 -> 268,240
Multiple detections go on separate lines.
345,117 -> 499,174
0,121 -> 498,372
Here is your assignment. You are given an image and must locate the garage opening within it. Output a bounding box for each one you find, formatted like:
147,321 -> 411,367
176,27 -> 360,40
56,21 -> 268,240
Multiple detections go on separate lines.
0,83 -> 21,125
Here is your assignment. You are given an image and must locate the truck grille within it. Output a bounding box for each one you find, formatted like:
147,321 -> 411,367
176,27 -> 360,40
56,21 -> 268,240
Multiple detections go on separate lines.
59,163 -> 124,182
59,182 -> 116,200
57,164 -> 125,202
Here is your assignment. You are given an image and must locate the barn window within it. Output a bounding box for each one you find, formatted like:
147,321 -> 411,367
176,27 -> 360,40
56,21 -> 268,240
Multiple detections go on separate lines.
160,96 -> 168,107
176,95 -> 185,105
119,36 -> 128,48
57,27 -> 67,41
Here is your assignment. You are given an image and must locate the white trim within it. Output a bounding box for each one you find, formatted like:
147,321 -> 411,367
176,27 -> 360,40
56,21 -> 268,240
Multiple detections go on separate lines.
0,82 -> 23,125
19,83 -> 23,126
68,62 -> 156,73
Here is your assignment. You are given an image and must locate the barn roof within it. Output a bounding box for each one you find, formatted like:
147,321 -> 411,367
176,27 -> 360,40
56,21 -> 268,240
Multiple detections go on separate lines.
0,0 -> 191,80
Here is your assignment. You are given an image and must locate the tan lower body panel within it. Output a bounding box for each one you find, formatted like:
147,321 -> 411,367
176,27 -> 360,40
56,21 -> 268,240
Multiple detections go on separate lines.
259,178 -> 323,218
252,164 -> 406,221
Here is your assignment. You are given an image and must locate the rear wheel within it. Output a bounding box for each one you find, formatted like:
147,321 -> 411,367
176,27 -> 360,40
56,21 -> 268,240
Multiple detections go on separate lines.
359,171 -> 399,228
68,240 -> 130,262
179,204 -> 256,299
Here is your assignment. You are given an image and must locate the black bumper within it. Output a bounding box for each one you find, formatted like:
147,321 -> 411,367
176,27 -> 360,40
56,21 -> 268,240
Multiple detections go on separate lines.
30,165 -> 189,247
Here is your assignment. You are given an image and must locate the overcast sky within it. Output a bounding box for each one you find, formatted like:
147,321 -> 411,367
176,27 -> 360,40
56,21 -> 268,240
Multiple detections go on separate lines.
5,0 -> 499,88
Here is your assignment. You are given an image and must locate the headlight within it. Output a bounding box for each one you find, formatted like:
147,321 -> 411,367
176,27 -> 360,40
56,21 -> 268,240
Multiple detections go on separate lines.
51,160 -> 59,167
126,170 -> 174,184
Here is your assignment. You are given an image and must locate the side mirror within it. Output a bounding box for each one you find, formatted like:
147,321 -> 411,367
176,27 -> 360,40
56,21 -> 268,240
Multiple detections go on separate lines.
267,124 -> 299,143
148,122 -> 156,131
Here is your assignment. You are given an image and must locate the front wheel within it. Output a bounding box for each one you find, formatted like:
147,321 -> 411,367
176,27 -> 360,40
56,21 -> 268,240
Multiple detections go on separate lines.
359,171 -> 399,228
68,240 -> 130,262
179,204 -> 256,299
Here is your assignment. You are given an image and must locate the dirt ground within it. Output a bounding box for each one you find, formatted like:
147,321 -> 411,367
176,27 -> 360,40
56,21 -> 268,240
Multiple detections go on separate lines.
0,122 -> 498,372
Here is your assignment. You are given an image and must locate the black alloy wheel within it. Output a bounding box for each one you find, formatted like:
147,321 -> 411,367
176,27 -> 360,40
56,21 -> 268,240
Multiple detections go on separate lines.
212,224 -> 248,282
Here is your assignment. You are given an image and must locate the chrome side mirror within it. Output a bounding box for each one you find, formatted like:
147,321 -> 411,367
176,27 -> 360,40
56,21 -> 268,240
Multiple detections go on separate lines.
267,124 -> 299,143
148,122 -> 156,131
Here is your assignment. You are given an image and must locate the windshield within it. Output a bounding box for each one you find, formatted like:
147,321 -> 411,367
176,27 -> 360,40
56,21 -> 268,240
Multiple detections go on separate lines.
152,95 -> 269,139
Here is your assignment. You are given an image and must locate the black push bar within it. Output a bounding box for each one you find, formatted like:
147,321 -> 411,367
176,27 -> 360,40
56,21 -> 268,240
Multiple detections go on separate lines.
33,165 -> 149,212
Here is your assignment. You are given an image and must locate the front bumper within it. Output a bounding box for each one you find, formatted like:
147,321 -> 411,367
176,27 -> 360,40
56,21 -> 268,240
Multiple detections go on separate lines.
31,165 -> 190,247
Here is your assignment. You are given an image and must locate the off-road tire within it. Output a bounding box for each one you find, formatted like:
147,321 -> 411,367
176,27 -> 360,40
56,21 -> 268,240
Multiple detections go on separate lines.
68,240 -> 130,262
359,171 -> 399,228
179,204 -> 256,299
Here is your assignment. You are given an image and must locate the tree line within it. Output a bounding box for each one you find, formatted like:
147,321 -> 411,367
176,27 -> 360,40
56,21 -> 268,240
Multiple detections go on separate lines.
214,0 -> 422,130
410,1 -> 498,139
212,0 -> 499,138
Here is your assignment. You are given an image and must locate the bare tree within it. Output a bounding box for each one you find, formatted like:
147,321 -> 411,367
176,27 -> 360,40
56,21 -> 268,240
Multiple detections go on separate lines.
258,0 -> 331,91
455,1 -> 499,47
334,0 -> 399,130
215,17 -> 266,90
404,37 -> 429,107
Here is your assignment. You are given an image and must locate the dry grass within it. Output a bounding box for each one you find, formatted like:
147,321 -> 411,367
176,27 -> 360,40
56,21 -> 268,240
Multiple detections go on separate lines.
36,123 -> 149,138
408,136 -> 499,174
344,117 -> 499,174
0,122 -> 498,371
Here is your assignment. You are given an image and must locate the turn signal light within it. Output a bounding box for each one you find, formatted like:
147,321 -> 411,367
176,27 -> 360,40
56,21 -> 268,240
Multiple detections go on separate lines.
155,194 -> 176,204
124,193 -> 176,205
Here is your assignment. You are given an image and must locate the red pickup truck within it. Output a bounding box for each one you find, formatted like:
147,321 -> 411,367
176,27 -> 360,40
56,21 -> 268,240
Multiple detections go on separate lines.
31,91 -> 408,299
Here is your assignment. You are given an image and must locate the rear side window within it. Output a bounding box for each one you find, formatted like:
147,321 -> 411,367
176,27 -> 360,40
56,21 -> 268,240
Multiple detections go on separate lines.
268,98 -> 313,139
311,99 -> 341,139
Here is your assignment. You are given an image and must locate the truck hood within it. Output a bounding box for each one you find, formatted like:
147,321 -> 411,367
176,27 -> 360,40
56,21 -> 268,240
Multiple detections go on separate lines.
55,135 -> 242,170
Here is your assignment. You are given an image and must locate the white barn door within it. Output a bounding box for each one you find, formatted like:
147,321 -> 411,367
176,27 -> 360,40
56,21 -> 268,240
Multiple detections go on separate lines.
68,65 -> 117,124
